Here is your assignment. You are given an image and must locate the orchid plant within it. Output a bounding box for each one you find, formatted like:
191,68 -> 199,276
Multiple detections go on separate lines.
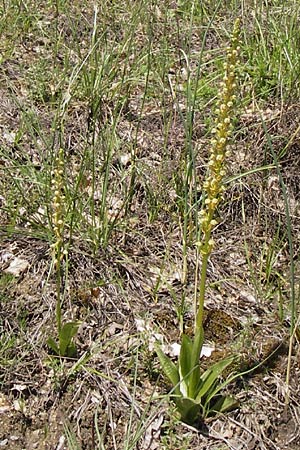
47,148 -> 80,358
156,19 -> 241,424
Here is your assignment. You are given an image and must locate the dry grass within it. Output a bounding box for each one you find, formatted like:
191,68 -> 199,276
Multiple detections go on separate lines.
1,1 -> 300,449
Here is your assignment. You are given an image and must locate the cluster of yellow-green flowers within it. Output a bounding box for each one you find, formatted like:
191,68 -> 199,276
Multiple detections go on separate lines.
50,148 -> 66,267
199,19 -> 240,256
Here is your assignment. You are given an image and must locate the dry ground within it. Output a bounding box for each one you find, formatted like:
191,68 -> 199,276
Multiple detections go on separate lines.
1,2 -> 300,449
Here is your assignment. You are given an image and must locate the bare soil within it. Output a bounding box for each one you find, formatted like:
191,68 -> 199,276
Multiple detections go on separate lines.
1,5 -> 300,449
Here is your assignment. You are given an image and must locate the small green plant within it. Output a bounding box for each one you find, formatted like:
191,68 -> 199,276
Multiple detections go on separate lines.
47,148 -> 80,358
156,19 -> 241,425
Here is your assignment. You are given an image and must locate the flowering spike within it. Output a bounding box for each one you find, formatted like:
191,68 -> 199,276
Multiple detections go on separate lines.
195,19 -> 241,335
198,18 -> 240,256
51,148 -> 66,267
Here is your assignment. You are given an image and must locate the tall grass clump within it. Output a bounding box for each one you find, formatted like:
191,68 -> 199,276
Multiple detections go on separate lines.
156,18 -> 241,425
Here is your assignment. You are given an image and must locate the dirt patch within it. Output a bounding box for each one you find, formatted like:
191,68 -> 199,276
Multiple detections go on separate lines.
1,3 -> 300,449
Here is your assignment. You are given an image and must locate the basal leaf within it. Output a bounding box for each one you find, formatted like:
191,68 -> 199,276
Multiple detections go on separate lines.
209,395 -> 239,415
191,326 -> 204,367
195,356 -> 234,403
47,336 -> 59,355
59,321 -> 81,356
188,327 -> 204,398
155,345 -> 180,396
175,397 -> 201,425
179,334 -> 193,396
65,341 -> 77,358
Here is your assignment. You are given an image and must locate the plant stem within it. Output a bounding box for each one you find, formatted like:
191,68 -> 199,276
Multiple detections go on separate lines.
55,257 -> 62,334
195,248 -> 209,333
195,218 -> 212,333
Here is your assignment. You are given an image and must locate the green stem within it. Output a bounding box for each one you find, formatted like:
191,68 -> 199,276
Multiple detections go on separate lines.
195,208 -> 214,333
195,248 -> 209,333
56,274 -> 61,334
55,247 -> 62,334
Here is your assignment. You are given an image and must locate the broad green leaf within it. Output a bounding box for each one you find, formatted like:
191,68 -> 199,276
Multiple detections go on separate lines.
47,336 -> 59,355
179,334 -> 193,397
188,327 -> 204,398
59,321 -> 81,356
209,395 -> 239,416
202,356 -> 237,411
175,397 -> 201,425
65,341 -> 77,358
155,345 -> 180,397
191,327 -> 204,367
195,356 -> 234,403
204,356 -> 236,403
